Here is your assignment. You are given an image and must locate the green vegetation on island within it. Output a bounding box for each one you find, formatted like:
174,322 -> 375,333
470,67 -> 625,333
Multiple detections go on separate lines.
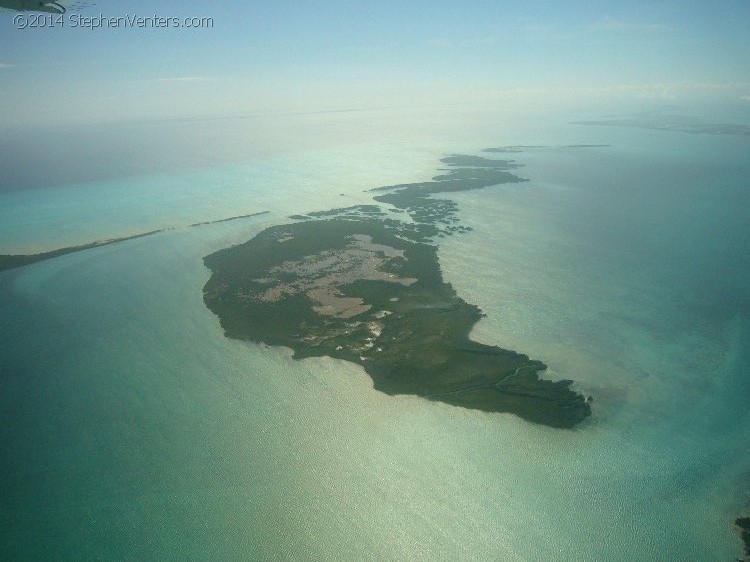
203,152 -> 592,428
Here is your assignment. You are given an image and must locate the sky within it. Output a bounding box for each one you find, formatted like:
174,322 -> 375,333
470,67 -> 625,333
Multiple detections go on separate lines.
0,0 -> 749,128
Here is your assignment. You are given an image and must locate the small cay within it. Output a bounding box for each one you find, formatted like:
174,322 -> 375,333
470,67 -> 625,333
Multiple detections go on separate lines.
737,517 -> 750,560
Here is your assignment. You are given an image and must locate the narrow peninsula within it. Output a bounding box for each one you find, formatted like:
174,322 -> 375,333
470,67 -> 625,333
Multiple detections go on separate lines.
0,230 -> 163,273
0,211 -> 269,274
203,152 -> 591,428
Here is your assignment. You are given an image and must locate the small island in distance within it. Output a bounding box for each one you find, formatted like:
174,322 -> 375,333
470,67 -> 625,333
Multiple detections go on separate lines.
573,113 -> 750,136
203,151 -> 592,428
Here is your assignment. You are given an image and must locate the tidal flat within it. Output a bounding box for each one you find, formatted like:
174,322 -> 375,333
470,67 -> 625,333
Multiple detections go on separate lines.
203,153 -> 591,428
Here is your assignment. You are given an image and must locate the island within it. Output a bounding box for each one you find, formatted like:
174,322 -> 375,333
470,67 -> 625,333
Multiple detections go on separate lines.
202,152 -> 592,428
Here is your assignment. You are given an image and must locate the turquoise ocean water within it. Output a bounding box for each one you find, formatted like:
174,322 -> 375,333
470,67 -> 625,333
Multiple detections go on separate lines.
1,110 -> 748,560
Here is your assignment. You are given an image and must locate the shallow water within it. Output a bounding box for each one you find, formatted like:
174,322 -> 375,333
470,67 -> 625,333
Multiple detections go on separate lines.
1,114 -> 748,560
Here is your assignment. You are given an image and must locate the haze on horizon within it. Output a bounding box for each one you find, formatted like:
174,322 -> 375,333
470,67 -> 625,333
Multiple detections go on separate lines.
1,0 -> 749,129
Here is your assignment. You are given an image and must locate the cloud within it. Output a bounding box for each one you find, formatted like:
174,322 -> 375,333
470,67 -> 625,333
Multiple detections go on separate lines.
427,38 -> 455,49
427,36 -> 497,49
589,16 -> 671,33
152,76 -> 214,83
0,62 -> 13,69
740,95 -> 750,102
